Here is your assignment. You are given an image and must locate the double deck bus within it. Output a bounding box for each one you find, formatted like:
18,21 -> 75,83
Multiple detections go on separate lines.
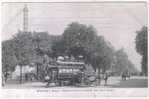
45,61 -> 86,86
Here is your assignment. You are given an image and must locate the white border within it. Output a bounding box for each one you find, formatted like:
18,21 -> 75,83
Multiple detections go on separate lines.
0,0 -> 148,99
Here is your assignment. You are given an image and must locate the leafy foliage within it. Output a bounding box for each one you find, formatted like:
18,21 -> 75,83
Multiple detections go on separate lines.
2,39 -> 18,73
2,31 -> 58,72
2,22 -> 137,76
54,22 -> 115,71
135,26 -> 148,74
114,48 -> 137,74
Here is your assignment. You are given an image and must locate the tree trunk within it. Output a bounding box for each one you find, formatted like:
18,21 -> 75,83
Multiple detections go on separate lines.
36,64 -> 39,80
96,68 -> 101,86
5,65 -> 8,83
20,65 -> 22,84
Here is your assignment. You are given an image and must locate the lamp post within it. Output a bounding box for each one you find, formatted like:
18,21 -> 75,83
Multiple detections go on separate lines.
34,34 -> 41,80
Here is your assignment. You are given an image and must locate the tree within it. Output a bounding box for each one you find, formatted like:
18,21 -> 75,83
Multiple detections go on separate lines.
2,30 -> 60,82
62,22 -> 97,59
51,36 -> 66,58
54,22 -> 115,72
135,26 -> 148,75
13,31 -> 34,83
89,36 -> 115,72
2,39 -> 18,82
114,48 -> 137,75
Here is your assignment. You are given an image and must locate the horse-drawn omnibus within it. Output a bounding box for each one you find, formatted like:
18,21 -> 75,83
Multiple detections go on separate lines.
45,61 -> 86,86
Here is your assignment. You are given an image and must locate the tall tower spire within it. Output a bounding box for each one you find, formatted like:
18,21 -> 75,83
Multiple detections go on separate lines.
23,4 -> 28,32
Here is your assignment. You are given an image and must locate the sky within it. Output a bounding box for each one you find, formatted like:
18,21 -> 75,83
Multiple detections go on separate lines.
1,2 -> 148,71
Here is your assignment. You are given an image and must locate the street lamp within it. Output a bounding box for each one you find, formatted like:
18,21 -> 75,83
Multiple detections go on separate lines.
34,34 -> 41,80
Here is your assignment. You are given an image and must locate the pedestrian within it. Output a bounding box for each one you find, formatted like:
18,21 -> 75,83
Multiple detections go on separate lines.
104,72 -> 108,86
2,73 -> 5,86
25,73 -> 28,81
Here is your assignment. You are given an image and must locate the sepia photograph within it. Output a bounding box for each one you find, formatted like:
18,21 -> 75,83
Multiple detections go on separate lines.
1,1 -> 148,97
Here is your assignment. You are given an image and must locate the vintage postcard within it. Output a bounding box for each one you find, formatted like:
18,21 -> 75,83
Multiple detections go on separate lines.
1,1 -> 148,98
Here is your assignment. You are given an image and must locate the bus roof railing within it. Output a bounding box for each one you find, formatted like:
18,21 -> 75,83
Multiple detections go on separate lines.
56,60 -> 85,65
